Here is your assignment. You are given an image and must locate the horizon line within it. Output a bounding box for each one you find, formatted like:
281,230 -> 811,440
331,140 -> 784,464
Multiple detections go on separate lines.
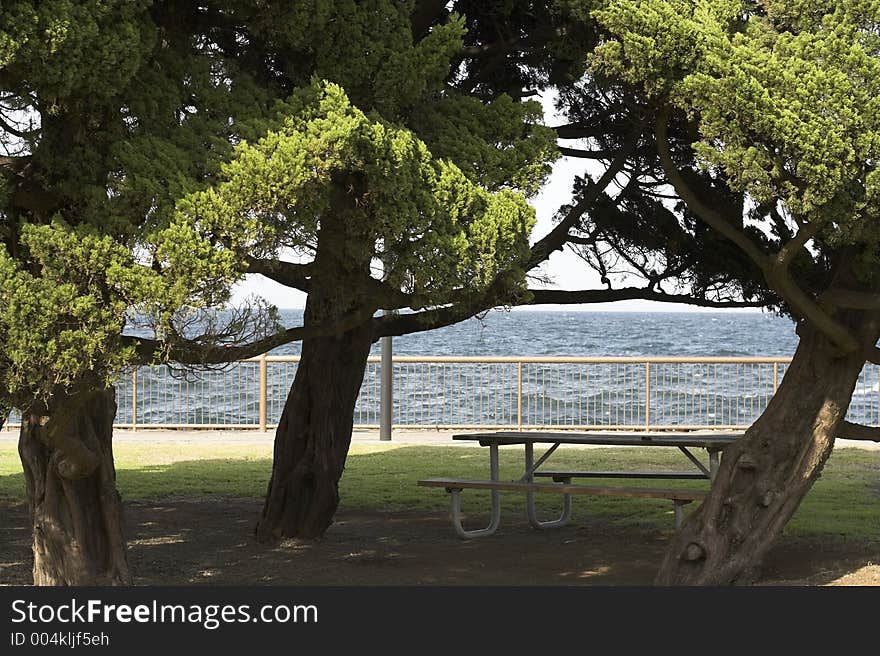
267,306 -> 775,314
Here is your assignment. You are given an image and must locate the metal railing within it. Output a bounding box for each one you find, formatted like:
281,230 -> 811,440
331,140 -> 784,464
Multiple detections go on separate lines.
6,356 -> 877,431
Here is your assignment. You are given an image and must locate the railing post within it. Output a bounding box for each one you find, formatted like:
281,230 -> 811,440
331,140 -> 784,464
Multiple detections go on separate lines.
644,361 -> 651,430
380,328 -> 393,441
259,354 -> 267,431
772,361 -> 779,392
131,368 -> 138,430
517,361 -> 523,429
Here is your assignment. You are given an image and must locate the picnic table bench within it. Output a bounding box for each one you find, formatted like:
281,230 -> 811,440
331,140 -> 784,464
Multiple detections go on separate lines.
418,430 -> 741,539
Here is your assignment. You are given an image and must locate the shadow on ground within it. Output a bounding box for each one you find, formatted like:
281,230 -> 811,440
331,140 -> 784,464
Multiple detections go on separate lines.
1,498 -> 877,586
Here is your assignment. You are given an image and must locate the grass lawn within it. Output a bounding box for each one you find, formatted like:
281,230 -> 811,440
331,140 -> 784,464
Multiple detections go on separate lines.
0,440 -> 877,540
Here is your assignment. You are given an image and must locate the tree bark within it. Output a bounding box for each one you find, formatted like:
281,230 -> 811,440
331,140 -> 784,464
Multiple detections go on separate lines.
19,387 -> 131,585
254,175 -> 376,542
655,321 -> 875,585
254,314 -> 372,542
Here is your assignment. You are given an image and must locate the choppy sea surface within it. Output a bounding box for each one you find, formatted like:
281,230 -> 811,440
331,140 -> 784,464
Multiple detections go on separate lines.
268,309 -> 800,357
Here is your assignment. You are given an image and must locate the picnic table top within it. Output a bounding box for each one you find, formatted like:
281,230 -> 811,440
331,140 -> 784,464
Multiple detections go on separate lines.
451,430 -> 743,449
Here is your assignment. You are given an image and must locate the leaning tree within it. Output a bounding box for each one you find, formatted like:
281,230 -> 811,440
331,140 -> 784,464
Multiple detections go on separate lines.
174,78 -> 550,541
374,0 -> 880,585
567,0 -> 880,583
0,0 -> 316,584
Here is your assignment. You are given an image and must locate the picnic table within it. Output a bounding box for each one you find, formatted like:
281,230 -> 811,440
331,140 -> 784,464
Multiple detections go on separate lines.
418,430 -> 742,539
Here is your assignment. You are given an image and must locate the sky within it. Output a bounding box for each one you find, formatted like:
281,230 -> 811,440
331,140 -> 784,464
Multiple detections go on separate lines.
231,96 -> 760,314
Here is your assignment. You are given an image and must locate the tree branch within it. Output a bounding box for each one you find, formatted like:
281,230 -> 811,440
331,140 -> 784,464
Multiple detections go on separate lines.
527,287 -> 764,308
370,282 -> 764,341
364,277 -> 414,310
558,146 -> 616,159
526,131 -> 639,271
776,221 -> 819,267
552,122 -> 605,140
371,302 -> 479,340
565,234 -> 599,246
0,115 -> 37,141
655,109 -> 860,354
244,256 -> 312,292
124,308 -> 374,365
838,421 -> 880,442
655,111 -> 769,268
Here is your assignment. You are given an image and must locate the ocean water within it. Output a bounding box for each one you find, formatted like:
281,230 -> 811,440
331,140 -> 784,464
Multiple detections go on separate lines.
271,309 -> 801,357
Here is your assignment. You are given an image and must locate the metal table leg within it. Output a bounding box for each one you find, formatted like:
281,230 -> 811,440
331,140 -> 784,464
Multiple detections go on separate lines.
673,500 -> 690,528
524,442 -> 572,530
677,446 -> 710,478
708,449 -> 721,482
448,442 -> 501,539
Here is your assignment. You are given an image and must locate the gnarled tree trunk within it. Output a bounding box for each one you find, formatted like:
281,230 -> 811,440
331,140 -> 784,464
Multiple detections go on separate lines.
254,180 -> 375,542
19,386 -> 130,585
656,320 -> 875,585
254,316 -> 372,542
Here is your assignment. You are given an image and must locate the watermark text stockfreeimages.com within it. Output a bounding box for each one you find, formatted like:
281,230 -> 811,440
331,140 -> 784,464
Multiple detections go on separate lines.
10,598 -> 318,631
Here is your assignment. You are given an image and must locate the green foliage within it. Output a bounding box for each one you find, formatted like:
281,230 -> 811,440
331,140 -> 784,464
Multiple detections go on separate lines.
0,1 -> 558,411
169,81 -> 538,308
0,223 -> 141,402
244,0 -> 465,119
410,93 -> 558,196
0,0 -> 154,104
591,0 -> 880,271
0,2 -> 268,408
0,218 -> 241,404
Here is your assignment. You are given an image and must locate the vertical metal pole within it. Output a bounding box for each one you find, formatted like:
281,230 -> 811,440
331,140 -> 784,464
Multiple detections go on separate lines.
708,450 -> 720,482
673,501 -> 685,529
380,313 -> 393,441
644,361 -> 651,430
517,361 -> 523,429
772,361 -> 779,392
259,354 -> 267,431
131,368 -> 138,430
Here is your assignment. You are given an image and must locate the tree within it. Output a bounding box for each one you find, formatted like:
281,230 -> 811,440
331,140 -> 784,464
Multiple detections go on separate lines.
192,1 -> 763,543
0,0 -> 293,584
572,0 -> 880,583
172,78 -> 555,541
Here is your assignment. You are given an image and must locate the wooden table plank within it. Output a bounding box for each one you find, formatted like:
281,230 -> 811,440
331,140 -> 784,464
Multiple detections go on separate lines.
452,431 -> 742,449
533,470 -> 708,480
417,477 -> 707,501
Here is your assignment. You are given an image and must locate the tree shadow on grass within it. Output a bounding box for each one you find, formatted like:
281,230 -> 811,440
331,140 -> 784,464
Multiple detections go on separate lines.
0,450 -> 878,586
0,496 -> 666,586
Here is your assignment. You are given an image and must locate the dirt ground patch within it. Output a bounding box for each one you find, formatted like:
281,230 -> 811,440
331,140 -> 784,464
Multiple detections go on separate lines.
0,499 -> 876,586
